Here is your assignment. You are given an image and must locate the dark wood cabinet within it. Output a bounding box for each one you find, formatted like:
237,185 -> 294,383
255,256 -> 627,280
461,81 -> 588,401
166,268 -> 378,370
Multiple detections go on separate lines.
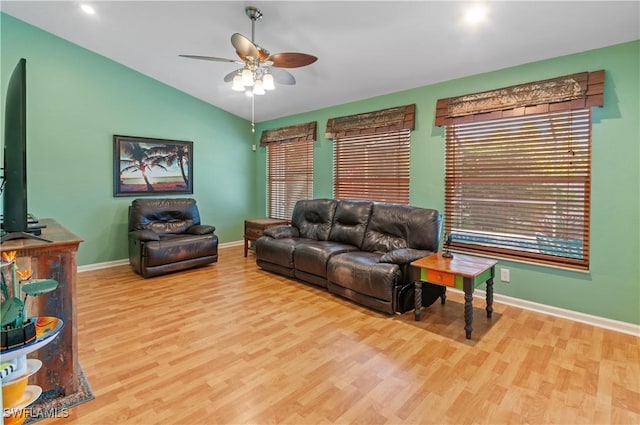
1,219 -> 82,395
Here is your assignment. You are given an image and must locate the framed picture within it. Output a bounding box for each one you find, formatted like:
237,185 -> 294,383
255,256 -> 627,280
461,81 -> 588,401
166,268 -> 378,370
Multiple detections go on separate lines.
113,135 -> 193,197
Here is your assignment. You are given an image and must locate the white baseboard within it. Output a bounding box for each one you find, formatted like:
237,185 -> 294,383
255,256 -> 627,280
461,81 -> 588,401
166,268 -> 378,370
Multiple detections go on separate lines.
448,288 -> 640,337
78,258 -> 129,272
77,243 -> 639,337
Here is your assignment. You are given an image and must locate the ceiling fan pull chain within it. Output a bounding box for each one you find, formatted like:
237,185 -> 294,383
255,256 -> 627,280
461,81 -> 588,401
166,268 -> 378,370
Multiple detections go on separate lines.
251,96 -> 255,133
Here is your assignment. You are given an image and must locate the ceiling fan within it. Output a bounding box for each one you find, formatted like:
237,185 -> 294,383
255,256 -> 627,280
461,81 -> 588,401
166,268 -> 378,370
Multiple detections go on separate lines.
179,6 -> 318,98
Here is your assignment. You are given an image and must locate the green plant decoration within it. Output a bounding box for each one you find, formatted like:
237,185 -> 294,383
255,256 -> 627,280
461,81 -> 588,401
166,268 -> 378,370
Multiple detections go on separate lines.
1,251 -> 59,330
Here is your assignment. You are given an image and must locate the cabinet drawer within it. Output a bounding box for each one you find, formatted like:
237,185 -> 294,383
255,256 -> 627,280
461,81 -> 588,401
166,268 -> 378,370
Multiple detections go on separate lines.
426,269 -> 455,287
245,227 -> 263,238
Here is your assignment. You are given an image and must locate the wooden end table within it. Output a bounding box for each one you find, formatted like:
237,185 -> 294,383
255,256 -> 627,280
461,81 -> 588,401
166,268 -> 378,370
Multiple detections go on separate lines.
410,253 -> 497,339
244,218 -> 288,257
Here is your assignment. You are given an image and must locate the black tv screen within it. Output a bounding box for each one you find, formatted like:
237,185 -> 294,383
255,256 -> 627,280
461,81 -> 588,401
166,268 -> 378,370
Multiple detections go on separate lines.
2,58 -> 28,233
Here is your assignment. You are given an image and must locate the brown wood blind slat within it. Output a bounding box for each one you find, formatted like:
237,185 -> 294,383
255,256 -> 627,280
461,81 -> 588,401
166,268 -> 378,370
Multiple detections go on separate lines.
268,140 -> 313,219
444,109 -> 591,270
334,129 -> 410,204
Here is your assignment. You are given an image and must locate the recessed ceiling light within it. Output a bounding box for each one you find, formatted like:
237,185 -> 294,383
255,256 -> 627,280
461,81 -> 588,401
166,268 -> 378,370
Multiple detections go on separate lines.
80,4 -> 96,15
464,4 -> 487,24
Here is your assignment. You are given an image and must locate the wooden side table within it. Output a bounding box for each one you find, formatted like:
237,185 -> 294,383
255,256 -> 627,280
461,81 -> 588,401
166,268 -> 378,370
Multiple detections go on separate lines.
411,253 -> 497,339
244,218 -> 288,257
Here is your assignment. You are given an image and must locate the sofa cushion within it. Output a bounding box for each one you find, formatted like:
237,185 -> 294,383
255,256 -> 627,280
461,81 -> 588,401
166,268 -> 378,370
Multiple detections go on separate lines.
129,229 -> 160,242
294,240 -> 358,277
328,200 -> 373,248
327,251 -> 400,302
255,237 -> 308,269
362,203 -> 440,252
291,199 -> 338,241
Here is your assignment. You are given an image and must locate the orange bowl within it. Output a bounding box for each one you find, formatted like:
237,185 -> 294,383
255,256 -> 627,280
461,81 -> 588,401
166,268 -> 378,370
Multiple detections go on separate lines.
2,376 -> 28,408
2,359 -> 42,408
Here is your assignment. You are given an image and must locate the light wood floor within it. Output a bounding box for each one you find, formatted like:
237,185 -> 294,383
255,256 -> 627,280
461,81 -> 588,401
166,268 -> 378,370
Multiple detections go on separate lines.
40,245 -> 639,425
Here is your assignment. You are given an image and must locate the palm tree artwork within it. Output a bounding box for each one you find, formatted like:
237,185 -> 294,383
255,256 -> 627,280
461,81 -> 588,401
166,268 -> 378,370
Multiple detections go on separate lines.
148,144 -> 190,188
116,137 -> 192,195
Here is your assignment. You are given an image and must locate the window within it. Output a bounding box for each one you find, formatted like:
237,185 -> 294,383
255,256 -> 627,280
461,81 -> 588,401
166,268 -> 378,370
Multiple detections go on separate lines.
326,104 -> 416,204
436,70 -> 604,270
333,129 -> 410,204
445,109 -> 591,269
262,122 -> 316,219
267,139 -> 313,219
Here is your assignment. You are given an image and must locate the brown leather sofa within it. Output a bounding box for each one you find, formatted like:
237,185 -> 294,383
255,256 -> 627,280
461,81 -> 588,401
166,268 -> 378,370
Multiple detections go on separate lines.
128,198 -> 218,278
255,199 -> 442,314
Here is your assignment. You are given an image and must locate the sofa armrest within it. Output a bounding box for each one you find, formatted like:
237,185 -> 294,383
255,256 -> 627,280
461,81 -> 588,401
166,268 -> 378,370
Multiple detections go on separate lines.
187,224 -> 216,235
264,226 -> 299,239
378,248 -> 433,265
129,229 -> 160,242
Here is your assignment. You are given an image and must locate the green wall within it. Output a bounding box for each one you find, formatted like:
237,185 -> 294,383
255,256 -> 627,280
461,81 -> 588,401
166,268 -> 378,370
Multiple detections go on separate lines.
254,41 -> 640,325
2,13 -> 638,325
1,14 -> 258,265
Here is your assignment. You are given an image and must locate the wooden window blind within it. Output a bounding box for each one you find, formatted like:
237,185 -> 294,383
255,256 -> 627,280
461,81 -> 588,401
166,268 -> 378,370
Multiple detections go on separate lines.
333,129 -> 410,204
267,140 -> 313,219
445,109 -> 591,270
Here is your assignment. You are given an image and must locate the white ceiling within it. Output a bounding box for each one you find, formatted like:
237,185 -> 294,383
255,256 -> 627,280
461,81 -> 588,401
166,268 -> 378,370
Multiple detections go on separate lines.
2,1 -> 639,123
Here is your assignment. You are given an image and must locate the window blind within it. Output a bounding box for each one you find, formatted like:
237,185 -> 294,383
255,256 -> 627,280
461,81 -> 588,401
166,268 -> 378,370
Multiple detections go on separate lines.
267,140 -> 313,219
445,109 -> 591,270
333,129 -> 410,204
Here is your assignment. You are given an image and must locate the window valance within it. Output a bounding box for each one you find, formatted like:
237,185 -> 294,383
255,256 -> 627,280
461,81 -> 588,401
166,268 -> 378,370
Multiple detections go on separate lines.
260,121 -> 317,146
435,70 -> 604,126
325,104 -> 416,139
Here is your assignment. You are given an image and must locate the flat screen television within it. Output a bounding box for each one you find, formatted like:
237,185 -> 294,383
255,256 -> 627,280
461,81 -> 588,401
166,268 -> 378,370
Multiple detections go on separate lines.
1,58 -> 48,242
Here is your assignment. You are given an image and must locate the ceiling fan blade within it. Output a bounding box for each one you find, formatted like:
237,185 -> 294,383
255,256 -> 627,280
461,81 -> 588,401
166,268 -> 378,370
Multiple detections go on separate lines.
269,67 -> 296,85
179,54 -> 242,64
231,33 -> 260,61
267,52 -> 318,68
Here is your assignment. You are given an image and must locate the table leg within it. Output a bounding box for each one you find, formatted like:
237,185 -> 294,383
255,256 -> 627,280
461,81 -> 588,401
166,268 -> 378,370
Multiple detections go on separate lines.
414,281 -> 422,321
244,238 -> 249,257
441,288 -> 447,304
463,278 -> 473,339
486,276 -> 494,318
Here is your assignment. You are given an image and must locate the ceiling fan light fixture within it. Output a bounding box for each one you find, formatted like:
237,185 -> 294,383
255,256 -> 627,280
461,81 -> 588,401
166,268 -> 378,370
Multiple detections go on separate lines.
241,68 -> 254,86
180,6 -> 317,130
263,72 -> 275,90
232,74 -> 245,91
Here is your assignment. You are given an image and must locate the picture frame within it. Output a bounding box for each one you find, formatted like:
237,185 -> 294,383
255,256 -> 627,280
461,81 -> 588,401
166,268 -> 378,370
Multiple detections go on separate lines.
113,135 -> 193,197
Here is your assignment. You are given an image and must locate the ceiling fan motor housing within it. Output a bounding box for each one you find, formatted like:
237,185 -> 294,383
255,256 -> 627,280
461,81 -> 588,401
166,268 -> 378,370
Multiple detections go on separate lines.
246,7 -> 263,22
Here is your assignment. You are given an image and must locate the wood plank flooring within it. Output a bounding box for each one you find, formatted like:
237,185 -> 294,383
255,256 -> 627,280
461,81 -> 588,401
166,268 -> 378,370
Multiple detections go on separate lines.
39,245 -> 639,424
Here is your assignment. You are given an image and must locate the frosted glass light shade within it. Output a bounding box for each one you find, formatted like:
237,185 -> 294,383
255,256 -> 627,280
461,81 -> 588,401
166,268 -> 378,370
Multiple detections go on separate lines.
263,73 -> 275,90
253,79 -> 265,95
241,68 -> 254,86
232,74 -> 245,91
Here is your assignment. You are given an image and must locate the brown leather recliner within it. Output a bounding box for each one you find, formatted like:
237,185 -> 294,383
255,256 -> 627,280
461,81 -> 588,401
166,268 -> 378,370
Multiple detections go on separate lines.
128,198 -> 218,278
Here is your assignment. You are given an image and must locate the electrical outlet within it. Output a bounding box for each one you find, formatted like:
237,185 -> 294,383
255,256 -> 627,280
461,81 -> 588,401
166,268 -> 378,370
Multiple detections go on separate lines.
251,144 -> 257,152
500,268 -> 510,283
